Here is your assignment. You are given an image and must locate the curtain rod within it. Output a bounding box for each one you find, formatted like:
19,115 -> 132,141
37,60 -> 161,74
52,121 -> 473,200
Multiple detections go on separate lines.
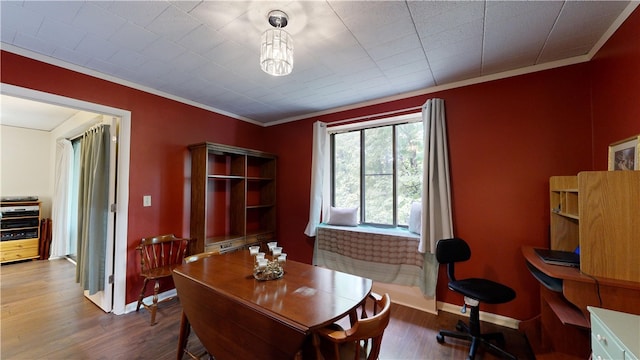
68,118 -> 107,141
327,105 -> 422,127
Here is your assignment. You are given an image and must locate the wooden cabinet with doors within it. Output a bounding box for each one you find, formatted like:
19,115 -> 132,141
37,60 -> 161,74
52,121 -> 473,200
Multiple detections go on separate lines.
1,200 -> 41,263
550,171 -> 640,282
189,142 -> 276,255
577,171 -> 639,282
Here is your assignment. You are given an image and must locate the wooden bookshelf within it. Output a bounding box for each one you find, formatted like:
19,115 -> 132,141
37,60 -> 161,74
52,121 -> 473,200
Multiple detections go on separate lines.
189,142 -> 276,255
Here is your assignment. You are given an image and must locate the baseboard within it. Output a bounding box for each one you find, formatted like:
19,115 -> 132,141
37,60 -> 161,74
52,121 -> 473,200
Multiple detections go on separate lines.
123,289 -> 177,314
372,282 -> 437,315
437,301 -> 520,330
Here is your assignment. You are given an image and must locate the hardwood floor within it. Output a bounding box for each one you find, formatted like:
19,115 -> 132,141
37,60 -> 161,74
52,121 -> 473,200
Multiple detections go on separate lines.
1,259 -> 534,359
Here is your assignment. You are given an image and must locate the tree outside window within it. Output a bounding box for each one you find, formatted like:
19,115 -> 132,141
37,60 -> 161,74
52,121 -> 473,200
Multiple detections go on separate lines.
332,120 -> 423,227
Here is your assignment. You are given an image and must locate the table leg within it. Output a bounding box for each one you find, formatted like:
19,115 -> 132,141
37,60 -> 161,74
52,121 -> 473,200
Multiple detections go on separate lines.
177,311 -> 190,360
312,333 -> 323,360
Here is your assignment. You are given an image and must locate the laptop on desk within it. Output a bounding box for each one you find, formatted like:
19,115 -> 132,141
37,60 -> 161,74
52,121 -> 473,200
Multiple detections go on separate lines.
534,248 -> 580,267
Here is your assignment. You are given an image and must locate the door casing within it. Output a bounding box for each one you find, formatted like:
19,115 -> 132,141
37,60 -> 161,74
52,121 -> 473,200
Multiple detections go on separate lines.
2,83 -> 131,315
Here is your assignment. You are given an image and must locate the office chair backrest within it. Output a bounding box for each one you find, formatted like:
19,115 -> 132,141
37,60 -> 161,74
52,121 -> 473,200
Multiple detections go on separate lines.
436,237 -> 471,282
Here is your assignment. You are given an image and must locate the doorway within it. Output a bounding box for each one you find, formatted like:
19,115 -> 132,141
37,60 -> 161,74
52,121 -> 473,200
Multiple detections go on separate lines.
61,115 -> 119,312
1,83 -> 131,315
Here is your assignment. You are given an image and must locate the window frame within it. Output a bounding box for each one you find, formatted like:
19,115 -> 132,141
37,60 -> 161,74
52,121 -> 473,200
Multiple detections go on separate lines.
329,113 -> 422,228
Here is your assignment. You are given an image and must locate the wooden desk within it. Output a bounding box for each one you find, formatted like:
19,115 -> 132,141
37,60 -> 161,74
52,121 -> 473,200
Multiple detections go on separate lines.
521,246 -> 640,358
172,250 -> 372,360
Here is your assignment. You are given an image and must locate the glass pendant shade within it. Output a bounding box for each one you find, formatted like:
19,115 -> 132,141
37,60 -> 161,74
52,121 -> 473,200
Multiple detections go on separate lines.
260,28 -> 294,76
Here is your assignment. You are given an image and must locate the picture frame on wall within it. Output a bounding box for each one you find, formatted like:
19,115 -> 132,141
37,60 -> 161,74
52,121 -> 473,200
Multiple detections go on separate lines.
608,134 -> 640,170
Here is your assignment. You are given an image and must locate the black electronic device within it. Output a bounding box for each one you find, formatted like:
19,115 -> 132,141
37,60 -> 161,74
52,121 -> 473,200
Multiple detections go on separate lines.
1,196 -> 38,202
534,248 -> 580,267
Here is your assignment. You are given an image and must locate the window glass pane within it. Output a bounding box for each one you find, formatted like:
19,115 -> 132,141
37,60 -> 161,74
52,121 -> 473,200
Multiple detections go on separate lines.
333,132 -> 360,212
364,127 -> 393,224
364,175 -> 393,224
396,122 -> 424,226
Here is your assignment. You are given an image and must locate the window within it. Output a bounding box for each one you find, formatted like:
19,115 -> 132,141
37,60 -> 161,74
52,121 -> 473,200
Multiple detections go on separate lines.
331,116 -> 423,227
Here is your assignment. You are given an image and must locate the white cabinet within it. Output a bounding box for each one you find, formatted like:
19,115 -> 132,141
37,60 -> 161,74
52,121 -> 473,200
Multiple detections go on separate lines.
589,307 -> 640,360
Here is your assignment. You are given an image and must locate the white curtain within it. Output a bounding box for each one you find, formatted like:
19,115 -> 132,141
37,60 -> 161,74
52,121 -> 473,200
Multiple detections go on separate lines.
304,121 -> 330,237
419,98 -> 454,254
76,124 -> 110,295
49,139 -> 74,259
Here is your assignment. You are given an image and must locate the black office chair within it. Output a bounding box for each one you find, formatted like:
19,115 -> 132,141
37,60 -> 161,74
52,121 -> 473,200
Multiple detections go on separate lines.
435,238 -> 517,360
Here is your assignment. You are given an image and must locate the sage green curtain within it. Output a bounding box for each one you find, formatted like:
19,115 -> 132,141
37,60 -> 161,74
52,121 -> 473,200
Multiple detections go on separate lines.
75,124 -> 110,295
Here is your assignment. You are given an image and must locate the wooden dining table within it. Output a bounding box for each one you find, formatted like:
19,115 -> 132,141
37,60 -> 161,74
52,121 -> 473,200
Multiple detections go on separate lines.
172,249 -> 372,360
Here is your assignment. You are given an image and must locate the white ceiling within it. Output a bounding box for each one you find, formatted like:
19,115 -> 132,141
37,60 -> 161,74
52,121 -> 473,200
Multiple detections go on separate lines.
0,94 -> 83,131
0,1 -> 636,127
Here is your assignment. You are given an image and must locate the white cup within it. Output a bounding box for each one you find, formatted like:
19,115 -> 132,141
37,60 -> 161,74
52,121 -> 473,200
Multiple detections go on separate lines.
278,253 -> 287,263
257,259 -> 268,269
267,241 -> 278,251
249,246 -> 260,255
256,252 -> 266,261
272,247 -> 282,256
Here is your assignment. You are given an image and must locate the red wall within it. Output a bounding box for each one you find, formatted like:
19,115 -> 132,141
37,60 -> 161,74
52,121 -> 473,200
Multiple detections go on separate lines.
266,64 -> 593,321
0,52 -> 266,304
1,6 -> 637,320
590,7 -> 640,169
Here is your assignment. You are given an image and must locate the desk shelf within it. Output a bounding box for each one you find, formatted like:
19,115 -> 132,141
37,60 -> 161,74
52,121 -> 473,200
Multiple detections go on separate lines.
549,177 -> 579,251
543,289 -> 589,328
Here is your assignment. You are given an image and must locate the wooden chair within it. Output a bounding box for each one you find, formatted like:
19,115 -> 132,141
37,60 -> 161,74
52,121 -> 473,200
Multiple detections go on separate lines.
178,251 -> 219,360
136,234 -> 192,326
353,292 -> 384,323
315,293 -> 391,360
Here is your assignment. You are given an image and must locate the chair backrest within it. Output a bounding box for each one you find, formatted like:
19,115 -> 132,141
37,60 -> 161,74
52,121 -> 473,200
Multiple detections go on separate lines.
322,293 -> 392,360
357,292 -> 384,321
435,237 -> 471,282
137,234 -> 191,273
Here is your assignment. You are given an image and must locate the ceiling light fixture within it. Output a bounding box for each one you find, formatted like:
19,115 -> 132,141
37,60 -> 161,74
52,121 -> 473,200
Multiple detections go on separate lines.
260,10 -> 293,76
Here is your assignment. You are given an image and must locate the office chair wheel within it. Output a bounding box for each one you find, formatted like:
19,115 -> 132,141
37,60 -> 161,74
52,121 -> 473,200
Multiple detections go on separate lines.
436,334 -> 445,344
